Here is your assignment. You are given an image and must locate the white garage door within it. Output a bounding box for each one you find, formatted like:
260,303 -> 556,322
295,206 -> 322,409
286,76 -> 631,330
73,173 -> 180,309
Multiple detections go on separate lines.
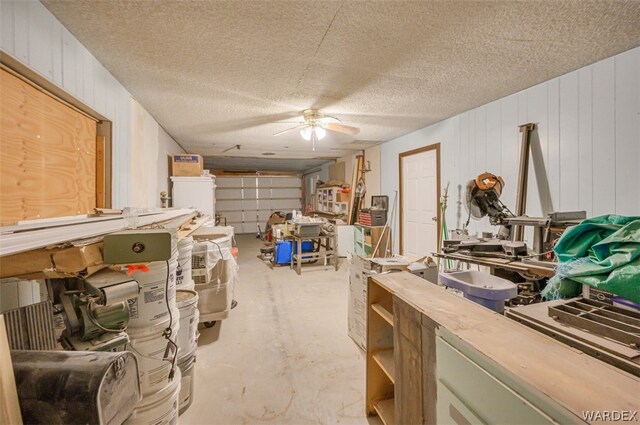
216,176 -> 302,234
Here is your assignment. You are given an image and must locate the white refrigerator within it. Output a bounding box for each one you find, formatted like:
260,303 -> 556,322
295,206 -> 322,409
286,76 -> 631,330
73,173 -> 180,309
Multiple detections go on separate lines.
171,176 -> 216,220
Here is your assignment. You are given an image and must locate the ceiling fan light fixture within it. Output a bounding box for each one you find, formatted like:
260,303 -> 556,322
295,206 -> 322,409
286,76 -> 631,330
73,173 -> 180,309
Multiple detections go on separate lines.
315,126 -> 327,140
300,126 -> 327,141
300,127 -> 312,141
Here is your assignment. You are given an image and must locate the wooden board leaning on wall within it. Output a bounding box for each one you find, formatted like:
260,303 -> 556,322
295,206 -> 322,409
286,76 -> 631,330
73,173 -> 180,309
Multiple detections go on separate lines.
0,68 -> 98,226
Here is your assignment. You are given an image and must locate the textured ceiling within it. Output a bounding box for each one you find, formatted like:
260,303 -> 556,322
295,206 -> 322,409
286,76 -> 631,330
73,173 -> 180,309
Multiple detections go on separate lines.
44,0 -> 640,169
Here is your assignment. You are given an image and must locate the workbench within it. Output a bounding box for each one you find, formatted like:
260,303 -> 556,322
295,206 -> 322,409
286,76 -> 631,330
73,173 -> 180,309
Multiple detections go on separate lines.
366,272 -> 640,425
289,233 -> 338,275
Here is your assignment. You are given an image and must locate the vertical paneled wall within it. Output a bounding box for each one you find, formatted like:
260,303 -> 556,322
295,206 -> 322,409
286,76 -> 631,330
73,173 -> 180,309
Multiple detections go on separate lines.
1,1 -> 185,209
381,47 -> 640,253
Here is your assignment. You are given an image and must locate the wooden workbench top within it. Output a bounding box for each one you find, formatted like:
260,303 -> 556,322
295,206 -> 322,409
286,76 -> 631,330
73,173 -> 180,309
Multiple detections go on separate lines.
370,272 -> 640,422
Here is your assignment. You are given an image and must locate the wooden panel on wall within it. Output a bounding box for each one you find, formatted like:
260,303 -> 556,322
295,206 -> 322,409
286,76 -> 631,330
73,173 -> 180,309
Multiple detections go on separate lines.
0,68 -> 97,225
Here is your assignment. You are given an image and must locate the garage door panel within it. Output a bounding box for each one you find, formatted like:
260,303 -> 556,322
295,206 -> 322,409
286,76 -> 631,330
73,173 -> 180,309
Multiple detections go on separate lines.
257,177 -> 272,187
258,210 -> 273,222
215,175 -> 301,233
216,199 -> 242,211
258,199 -> 271,210
272,188 -> 301,198
242,222 -> 259,234
271,177 -> 299,187
242,199 -> 258,210
220,211 -> 243,222
242,177 -> 258,188
216,188 -> 242,200
243,188 -> 257,199
272,199 -> 300,210
216,178 -> 242,188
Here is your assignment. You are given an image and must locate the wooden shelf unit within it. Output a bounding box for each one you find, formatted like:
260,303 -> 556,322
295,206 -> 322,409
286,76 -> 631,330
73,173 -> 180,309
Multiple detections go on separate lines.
315,186 -> 350,215
366,277 -> 395,423
354,224 -> 391,257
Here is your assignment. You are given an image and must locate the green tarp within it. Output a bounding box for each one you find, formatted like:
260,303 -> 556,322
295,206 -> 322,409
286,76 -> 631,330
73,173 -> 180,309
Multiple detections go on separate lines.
541,215 -> 640,304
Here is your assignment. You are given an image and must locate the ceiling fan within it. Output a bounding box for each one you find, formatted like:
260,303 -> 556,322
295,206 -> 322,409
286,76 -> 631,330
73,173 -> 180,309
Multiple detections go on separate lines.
273,109 -> 360,151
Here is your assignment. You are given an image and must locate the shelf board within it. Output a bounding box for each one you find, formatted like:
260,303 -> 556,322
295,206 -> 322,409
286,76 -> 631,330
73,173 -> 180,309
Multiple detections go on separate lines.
374,398 -> 395,425
371,303 -> 394,326
373,349 -> 395,383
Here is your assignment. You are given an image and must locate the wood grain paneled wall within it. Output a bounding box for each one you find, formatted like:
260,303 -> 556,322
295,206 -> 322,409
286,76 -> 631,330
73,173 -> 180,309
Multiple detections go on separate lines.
381,47 -> 640,252
0,69 -> 97,224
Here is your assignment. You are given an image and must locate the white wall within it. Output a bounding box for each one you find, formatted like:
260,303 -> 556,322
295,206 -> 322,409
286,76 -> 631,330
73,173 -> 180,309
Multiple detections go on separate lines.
131,99 -> 185,208
338,153 -> 357,187
364,145 -> 381,207
0,1 -> 183,208
381,47 -> 640,254
303,162 -> 331,210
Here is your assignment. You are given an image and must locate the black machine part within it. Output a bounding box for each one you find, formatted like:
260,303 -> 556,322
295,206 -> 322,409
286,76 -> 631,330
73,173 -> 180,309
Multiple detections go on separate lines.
11,350 -> 141,425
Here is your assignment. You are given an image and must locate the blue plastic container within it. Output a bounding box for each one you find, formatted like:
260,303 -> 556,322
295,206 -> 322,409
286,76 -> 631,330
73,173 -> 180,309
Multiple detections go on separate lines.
274,241 -> 293,264
301,241 -> 314,252
438,270 -> 517,313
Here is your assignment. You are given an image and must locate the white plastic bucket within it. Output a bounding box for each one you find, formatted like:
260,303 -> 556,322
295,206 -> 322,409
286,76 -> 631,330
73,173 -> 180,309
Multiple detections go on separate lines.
128,253 -> 179,328
177,355 -> 196,415
176,289 -> 199,360
194,256 -> 237,317
127,320 -> 180,396
176,237 -> 194,291
125,367 -> 181,425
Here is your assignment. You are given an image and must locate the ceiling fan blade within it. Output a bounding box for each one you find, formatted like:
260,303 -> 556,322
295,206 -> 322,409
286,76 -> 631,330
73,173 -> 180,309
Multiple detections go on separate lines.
324,122 -> 360,135
273,124 -> 305,137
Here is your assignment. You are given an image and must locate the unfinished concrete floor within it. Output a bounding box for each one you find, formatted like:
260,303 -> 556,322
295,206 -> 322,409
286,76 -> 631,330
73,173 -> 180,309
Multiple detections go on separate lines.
180,234 -> 379,425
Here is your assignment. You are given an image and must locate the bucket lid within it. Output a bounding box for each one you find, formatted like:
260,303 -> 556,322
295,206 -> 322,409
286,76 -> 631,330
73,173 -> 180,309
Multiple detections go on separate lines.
176,289 -> 198,303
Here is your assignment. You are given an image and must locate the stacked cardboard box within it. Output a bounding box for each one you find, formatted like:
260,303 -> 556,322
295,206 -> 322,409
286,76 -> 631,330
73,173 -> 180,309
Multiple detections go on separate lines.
347,255 -> 411,350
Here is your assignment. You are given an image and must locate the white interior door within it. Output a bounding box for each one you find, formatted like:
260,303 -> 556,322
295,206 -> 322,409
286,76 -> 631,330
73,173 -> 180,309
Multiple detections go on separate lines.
401,147 -> 439,257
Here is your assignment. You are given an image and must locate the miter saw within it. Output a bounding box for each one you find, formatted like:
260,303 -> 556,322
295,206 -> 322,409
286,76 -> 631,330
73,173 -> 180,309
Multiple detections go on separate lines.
454,171 -> 586,259
464,172 -> 514,240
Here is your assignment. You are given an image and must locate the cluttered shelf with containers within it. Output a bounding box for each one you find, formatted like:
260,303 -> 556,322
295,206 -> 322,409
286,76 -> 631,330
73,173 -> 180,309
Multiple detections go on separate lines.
0,154 -> 239,424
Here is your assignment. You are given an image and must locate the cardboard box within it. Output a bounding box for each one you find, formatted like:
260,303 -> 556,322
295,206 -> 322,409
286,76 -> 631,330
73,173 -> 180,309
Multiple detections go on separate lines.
336,191 -> 350,202
171,154 -> 203,176
0,243 -> 104,279
347,254 -> 428,350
